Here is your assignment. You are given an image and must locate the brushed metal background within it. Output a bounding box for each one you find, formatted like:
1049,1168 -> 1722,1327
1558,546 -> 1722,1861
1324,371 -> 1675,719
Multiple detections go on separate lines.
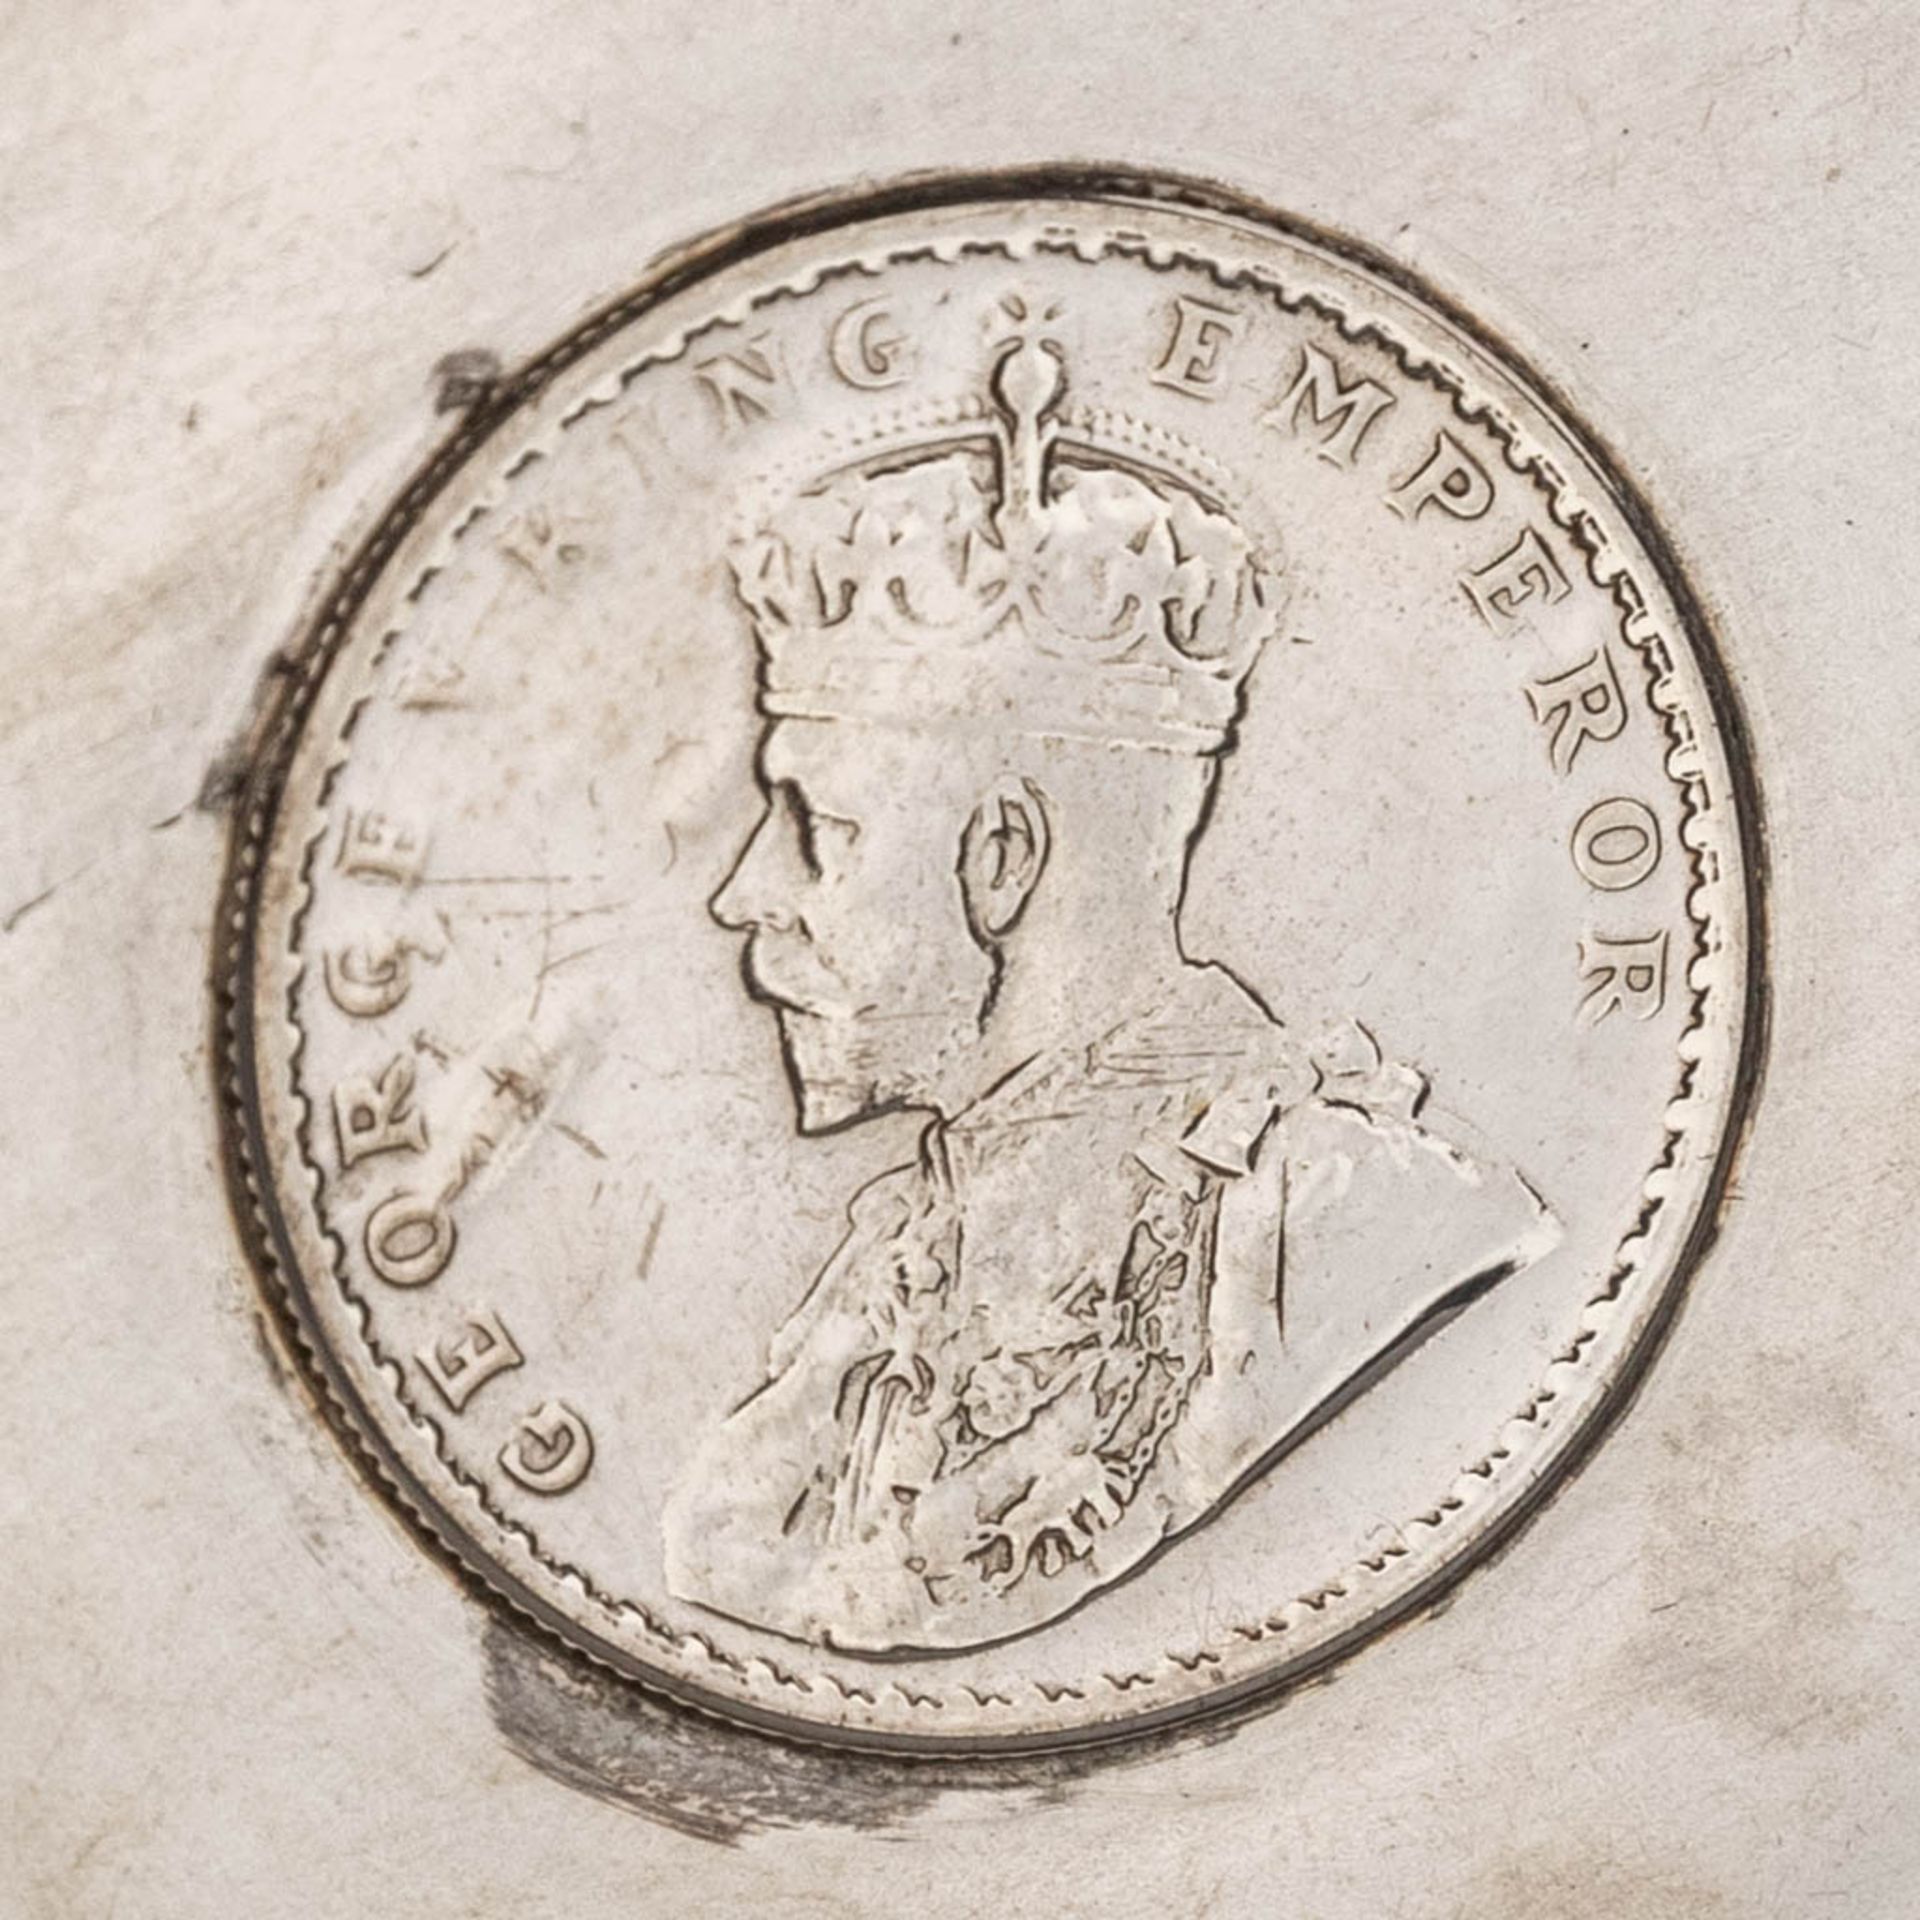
3,3 -> 1914,1913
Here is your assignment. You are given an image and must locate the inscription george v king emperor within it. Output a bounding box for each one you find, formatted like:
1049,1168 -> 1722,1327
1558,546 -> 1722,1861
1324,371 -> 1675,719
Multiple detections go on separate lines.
228,182 -> 1755,1748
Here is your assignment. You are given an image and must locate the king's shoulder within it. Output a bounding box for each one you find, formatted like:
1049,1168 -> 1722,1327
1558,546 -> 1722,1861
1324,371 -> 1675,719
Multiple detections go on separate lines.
1087,969 -> 1438,1188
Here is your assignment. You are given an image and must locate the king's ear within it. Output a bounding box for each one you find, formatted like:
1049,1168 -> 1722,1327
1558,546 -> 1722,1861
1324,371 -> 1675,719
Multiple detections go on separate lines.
959,777 -> 1052,943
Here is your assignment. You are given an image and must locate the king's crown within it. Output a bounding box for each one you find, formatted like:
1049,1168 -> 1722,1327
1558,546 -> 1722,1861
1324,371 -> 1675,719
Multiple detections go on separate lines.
728,328 -> 1278,753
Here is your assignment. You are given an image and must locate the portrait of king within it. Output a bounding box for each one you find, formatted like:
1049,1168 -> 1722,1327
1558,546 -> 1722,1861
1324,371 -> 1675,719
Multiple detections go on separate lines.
662,322 -> 1560,1653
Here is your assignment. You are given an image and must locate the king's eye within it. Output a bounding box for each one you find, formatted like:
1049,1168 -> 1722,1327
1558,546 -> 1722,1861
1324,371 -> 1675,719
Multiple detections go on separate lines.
796,807 -> 824,878
774,782 -> 858,877
766,782 -> 820,877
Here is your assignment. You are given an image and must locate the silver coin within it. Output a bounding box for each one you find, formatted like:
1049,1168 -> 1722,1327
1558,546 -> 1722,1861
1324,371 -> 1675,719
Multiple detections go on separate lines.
221,172 -> 1761,1752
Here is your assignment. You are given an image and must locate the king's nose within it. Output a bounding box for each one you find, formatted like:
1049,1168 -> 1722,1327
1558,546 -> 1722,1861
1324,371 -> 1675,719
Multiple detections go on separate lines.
708,865 -> 752,931
710,875 -> 779,934
709,807 -> 789,932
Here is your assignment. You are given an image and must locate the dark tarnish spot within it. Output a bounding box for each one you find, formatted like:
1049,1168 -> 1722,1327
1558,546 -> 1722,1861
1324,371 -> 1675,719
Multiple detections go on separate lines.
246,1304 -> 297,1399
200,647 -> 318,820
197,740 -> 252,815
480,1616 -> 1247,1842
482,1619 -> 942,1842
434,349 -> 505,414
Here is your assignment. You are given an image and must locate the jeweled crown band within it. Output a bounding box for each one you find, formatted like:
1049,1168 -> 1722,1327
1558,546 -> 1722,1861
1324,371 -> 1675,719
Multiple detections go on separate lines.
757,649 -> 1247,750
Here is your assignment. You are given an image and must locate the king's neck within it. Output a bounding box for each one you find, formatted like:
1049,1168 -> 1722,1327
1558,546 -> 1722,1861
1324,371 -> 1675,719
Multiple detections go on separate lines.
925,937 -> 1193,1123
